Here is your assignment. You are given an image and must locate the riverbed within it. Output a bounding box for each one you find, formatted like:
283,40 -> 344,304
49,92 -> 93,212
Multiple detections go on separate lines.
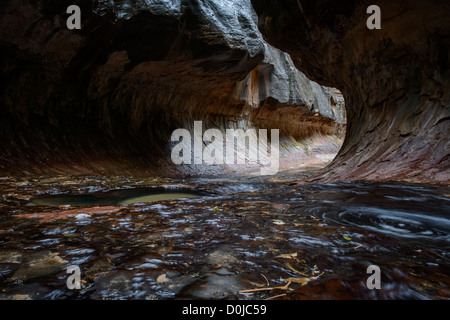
0,169 -> 449,300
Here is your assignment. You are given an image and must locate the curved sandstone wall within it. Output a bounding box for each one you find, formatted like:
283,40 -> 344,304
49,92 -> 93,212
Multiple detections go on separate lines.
251,0 -> 449,184
0,0 -> 344,176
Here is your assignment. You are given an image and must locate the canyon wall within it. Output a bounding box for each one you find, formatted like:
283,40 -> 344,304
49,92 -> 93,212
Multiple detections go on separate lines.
251,0 -> 449,184
0,0 -> 343,176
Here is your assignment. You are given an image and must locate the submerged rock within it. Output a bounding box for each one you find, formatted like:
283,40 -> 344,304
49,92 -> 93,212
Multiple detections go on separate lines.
179,273 -> 243,299
206,249 -> 239,266
9,252 -> 68,282
14,206 -> 123,224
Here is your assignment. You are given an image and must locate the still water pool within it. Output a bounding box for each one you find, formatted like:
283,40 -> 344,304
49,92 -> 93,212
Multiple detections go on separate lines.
26,188 -> 203,206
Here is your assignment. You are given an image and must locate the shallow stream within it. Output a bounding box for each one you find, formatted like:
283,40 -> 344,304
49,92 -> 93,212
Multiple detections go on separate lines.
0,174 -> 448,300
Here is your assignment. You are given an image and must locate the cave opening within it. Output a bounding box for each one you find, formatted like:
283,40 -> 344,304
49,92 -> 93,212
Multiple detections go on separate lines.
0,0 -> 449,302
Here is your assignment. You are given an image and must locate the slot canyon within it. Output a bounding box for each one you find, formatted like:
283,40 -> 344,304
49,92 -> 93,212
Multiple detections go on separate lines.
0,0 -> 448,300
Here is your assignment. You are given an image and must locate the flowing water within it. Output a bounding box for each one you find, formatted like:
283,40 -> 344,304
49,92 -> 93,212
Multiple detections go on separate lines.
0,175 -> 449,300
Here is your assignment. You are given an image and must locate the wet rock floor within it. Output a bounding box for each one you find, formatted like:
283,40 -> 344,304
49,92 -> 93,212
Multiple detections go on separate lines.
0,168 -> 449,300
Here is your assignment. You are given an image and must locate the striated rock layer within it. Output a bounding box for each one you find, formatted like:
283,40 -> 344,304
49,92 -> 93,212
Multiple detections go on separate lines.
0,0 -> 344,176
251,0 -> 450,184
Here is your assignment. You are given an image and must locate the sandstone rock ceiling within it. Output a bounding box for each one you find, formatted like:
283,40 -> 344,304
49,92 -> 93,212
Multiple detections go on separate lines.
251,0 -> 449,184
0,0 -> 448,185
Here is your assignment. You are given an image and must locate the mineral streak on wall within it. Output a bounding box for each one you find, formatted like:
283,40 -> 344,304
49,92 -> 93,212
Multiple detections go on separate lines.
0,0 -> 344,177
251,0 -> 450,184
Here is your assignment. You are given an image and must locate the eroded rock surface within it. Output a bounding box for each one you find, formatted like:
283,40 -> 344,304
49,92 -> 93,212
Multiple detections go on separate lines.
0,0 -> 344,176
251,0 -> 449,184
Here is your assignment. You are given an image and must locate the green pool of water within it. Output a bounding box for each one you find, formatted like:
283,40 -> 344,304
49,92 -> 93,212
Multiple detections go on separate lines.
27,188 -> 203,207
119,193 -> 200,205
